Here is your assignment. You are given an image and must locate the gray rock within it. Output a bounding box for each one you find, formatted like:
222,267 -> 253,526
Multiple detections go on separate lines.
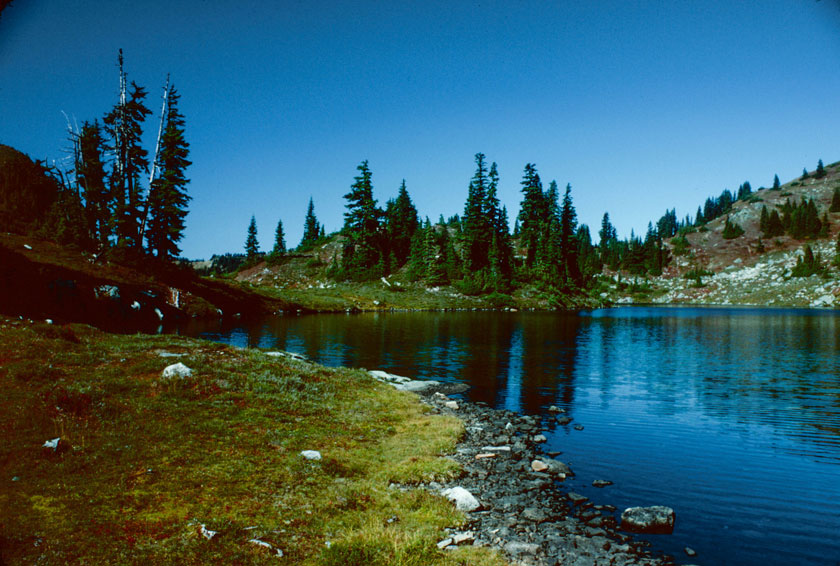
568,492 -> 588,505
685,546 -> 697,557
505,540 -> 540,555
557,416 -> 573,425
620,506 -> 676,534
300,450 -> 322,460
592,479 -> 613,488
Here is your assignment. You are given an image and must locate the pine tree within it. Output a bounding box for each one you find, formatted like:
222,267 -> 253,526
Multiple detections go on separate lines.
815,159 -> 826,179
341,160 -> 383,279
384,180 -> 419,267
144,85 -> 191,259
272,218 -> 286,255
759,205 -> 769,236
801,168 -> 809,180
103,51 -> 151,249
76,120 -> 111,248
559,183 -> 580,283
722,216 -> 744,239
245,215 -> 259,259
300,197 -> 320,249
772,174 -> 781,190
831,187 -> 840,213
462,153 -> 493,272
518,163 -> 546,268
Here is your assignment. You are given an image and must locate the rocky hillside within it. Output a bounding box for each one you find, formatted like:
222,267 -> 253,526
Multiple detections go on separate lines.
608,162 -> 840,308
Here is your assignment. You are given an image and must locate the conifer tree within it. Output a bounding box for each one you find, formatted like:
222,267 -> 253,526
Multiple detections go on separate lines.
300,197 -> 321,249
245,215 -> 259,259
831,187 -> 840,213
518,163 -> 546,267
76,120 -> 111,248
462,153 -> 492,272
772,174 -> 781,190
559,183 -> 580,282
341,160 -> 383,279
103,51 -> 151,249
384,180 -> 419,267
272,218 -> 286,255
144,85 -> 191,259
815,159 -> 826,179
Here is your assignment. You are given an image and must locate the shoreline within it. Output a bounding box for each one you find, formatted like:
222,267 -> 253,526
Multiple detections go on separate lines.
374,372 -> 687,566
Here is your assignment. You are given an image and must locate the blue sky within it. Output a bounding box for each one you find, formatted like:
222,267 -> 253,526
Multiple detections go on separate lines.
2,1 -> 840,259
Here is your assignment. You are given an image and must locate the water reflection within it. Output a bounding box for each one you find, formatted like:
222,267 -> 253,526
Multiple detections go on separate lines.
183,307 -> 840,565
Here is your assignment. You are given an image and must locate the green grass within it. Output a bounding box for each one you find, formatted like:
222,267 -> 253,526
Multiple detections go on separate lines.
0,318 -> 506,565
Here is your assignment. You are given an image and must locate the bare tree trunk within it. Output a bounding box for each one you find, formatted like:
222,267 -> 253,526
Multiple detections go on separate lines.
138,75 -> 169,246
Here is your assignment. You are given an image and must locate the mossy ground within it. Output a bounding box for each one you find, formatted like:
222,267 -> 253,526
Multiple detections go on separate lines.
0,317 -> 506,565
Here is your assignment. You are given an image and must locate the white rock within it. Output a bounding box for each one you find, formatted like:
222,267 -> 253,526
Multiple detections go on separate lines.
381,277 -> 391,287
444,401 -> 459,410
45,319 -> 53,325
23,244 -> 32,250
533,434 -> 547,443
162,362 -> 192,379
453,531 -> 475,545
131,301 -> 141,310
43,437 -> 60,450
154,308 -> 164,320
300,450 -> 322,460
441,486 -> 480,512
436,538 -> 453,549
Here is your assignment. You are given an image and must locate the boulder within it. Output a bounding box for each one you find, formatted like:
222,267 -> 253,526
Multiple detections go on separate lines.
531,458 -> 571,477
620,506 -> 675,534
162,362 -> 192,379
441,486 -> 481,512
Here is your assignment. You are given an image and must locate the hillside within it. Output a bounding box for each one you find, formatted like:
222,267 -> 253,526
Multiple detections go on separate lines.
0,232 -> 304,328
606,162 -> 840,307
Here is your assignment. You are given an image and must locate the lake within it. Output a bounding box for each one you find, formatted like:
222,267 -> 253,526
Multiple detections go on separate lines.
177,307 -> 840,565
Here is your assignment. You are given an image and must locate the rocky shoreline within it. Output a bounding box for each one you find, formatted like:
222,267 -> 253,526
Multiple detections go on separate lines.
371,371 -> 696,566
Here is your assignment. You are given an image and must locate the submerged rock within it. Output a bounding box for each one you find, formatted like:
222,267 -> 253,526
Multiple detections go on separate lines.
620,506 -> 676,534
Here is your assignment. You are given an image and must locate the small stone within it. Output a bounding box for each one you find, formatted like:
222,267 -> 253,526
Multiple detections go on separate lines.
452,531 -> 475,545
43,437 -> 61,451
685,547 -> 697,557
481,445 -> 511,451
300,450 -> 322,460
532,434 -> 547,443
592,479 -> 613,488
574,424 -> 584,431
475,453 -> 497,460
437,538 -> 453,549
547,405 -> 563,413
531,460 -> 549,472
505,422 -> 514,430
568,492 -> 588,505
557,416 -> 572,425
444,401 -> 459,410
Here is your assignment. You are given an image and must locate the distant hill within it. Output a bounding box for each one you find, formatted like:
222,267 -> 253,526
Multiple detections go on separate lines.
0,144 -> 60,235
609,162 -> 840,307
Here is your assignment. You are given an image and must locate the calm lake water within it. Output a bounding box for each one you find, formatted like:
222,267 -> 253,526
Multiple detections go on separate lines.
178,307 -> 840,565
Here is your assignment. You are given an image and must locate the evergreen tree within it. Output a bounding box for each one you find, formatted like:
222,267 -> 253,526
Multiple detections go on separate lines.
767,209 -> 784,237
341,160 -> 383,279
518,163 -> 546,268
103,51 -> 151,249
831,187 -> 840,213
272,218 -> 286,255
759,205 -> 769,235
300,197 -> 321,249
791,244 -> 822,277
245,215 -> 259,259
76,120 -> 111,248
462,153 -> 493,272
801,167 -> 809,180
384,180 -> 419,267
144,85 -> 191,259
772,174 -> 781,190
721,216 -> 744,239
815,159 -> 826,179
559,183 -> 580,283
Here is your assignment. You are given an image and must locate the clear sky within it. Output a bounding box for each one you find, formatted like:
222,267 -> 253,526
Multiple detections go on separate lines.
2,1 -> 840,259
